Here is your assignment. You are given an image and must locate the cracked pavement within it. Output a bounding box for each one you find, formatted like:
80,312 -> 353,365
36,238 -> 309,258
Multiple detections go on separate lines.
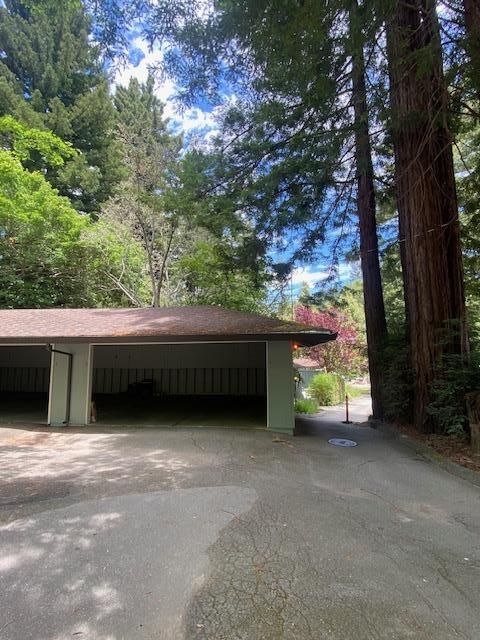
1,397 -> 480,639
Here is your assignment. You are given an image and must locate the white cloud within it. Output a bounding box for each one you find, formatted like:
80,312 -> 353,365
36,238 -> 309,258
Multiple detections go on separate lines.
290,267 -> 330,286
289,261 -> 360,288
113,38 -> 220,141
113,39 -> 177,119
175,106 -> 219,136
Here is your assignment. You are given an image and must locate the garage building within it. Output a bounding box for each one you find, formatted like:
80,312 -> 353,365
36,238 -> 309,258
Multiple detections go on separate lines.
0,306 -> 335,434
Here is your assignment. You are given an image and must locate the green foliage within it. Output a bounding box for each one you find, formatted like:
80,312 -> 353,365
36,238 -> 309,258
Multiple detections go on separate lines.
106,76 -> 189,307
104,75 -> 269,311
177,238 -> 268,313
80,219 -> 149,307
114,76 -> 174,152
115,0 -> 356,267
456,122 -> 480,345
0,114 -> 75,169
85,0 -> 479,442
0,148 -> 87,307
0,147 -> 145,308
0,0 -> 122,213
345,383 -> 368,398
427,351 -> 480,437
308,373 -> 346,407
294,398 -> 319,415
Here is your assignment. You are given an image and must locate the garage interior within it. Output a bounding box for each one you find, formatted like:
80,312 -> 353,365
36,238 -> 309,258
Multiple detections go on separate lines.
91,342 -> 267,428
0,346 -> 51,424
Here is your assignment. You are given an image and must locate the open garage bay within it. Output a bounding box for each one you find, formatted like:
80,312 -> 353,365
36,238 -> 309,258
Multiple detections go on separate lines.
0,346 -> 50,425
92,342 -> 267,428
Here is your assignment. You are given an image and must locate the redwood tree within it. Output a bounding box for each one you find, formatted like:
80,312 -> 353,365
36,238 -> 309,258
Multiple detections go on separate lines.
463,0 -> 480,96
385,0 -> 468,431
349,0 -> 388,418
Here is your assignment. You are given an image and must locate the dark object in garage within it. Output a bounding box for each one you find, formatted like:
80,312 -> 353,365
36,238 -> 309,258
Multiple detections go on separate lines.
128,379 -> 156,398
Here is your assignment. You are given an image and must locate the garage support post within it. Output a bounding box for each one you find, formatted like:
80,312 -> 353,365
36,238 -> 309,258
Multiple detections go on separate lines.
266,341 -> 294,435
48,344 -> 93,426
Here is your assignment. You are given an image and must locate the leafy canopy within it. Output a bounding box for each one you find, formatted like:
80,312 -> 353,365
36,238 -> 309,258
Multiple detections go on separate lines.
0,114 -> 75,168
0,120 -> 146,308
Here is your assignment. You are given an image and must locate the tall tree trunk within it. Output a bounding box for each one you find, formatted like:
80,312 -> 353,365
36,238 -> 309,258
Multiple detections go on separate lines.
154,226 -> 176,308
463,0 -> 480,84
349,0 -> 388,420
463,0 -> 480,98
152,282 -> 161,307
464,0 -> 480,40
386,0 -> 468,432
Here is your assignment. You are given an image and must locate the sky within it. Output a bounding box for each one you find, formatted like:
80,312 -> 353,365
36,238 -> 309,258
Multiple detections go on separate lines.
114,38 -> 220,142
113,38 -> 360,295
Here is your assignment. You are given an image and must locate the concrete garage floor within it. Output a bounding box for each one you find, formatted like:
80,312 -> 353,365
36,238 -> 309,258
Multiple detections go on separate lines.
0,393 -> 267,429
1,398 -> 480,640
93,394 -> 266,428
0,393 -> 48,424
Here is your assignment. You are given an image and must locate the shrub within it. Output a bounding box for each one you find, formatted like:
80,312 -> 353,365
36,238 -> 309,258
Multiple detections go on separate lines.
294,398 -> 319,414
308,373 -> 345,406
380,328 -> 480,436
427,351 -> 480,436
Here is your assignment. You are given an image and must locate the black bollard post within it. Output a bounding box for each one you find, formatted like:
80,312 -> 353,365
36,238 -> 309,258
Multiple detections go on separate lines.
342,393 -> 353,424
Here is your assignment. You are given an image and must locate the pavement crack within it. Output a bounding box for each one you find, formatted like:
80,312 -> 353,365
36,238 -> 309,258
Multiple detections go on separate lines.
189,432 -> 206,452
184,502 -> 320,639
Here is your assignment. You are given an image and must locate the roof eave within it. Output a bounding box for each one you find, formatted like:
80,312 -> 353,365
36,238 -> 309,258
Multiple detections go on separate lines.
0,332 -> 337,346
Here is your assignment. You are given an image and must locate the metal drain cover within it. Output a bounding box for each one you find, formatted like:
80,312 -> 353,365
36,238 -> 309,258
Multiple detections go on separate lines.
328,438 -> 358,447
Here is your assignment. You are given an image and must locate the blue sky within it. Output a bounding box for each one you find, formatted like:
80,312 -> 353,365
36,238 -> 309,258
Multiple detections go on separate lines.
114,38 -> 360,294
114,38 -> 220,141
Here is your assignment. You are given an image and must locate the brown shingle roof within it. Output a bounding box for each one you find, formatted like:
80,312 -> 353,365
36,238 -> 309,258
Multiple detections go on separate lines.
0,306 -> 336,346
293,357 -> 321,369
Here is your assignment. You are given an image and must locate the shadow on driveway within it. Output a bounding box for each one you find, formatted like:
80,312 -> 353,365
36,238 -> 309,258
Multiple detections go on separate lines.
1,395 -> 480,640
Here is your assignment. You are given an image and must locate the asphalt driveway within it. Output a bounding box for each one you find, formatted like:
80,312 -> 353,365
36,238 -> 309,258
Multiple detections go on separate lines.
1,399 -> 480,639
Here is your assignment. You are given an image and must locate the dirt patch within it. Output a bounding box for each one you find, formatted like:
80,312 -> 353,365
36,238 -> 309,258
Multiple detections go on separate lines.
395,425 -> 480,474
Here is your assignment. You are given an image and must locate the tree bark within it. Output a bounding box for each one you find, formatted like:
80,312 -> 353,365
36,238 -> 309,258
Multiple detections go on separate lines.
155,225 -> 176,307
466,391 -> 480,453
349,0 -> 388,420
386,0 -> 468,432
463,0 -> 480,98
464,0 -> 480,37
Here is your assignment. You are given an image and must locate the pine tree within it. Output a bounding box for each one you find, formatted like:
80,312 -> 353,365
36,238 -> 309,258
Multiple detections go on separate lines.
0,0 -> 122,214
106,77 -> 184,307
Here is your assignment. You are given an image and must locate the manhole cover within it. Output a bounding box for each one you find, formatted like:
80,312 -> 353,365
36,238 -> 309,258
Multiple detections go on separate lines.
328,438 -> 358,447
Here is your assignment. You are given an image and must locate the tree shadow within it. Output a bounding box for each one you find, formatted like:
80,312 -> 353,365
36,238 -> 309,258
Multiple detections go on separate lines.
0,484 -> 258,640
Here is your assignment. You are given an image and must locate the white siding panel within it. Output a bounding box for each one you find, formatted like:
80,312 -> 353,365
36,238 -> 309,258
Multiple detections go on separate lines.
0,346 -> 50,367
91,343 -> 266,396
0,346 -> 51,393
93,343 -> 265,369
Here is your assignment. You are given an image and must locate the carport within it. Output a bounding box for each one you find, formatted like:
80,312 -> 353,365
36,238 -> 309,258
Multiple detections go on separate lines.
0,345 -> 51,423
0,306 -> 335,434
92,342 -> 267,428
